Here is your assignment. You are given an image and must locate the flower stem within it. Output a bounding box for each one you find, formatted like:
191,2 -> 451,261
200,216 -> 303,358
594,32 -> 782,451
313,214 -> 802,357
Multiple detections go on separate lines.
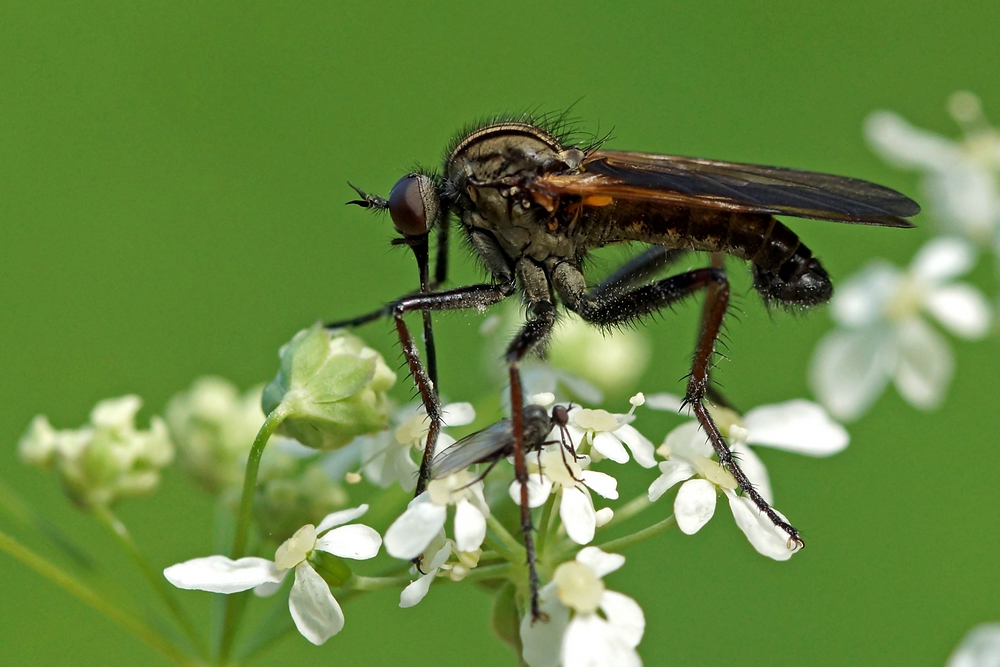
93,505 -> 211,661
346,574 -> 415,591
604,494 -> 652,528
533,492 -> 558,558
218,406 -> 287,665
595,514 -> 676,553
485,514 -> 526,564
0,528 -> 198,667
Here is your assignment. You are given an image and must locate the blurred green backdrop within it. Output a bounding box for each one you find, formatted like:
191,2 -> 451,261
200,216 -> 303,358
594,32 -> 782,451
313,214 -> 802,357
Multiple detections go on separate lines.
1,1 -> 998,665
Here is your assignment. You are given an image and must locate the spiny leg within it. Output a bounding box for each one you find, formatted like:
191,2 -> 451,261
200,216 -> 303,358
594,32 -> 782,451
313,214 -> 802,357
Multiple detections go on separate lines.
684,266 -> 801,545
506,299 -> 557,623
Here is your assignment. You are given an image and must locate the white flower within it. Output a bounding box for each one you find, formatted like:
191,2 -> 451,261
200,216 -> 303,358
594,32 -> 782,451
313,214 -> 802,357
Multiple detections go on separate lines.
396,535 -> 482,608
946,624 -> 1000,667
866,92 -> 1000,245
383,470 -> 490,559
359,402 -> 475,492
164,505 -> 380,645
810,237 -> 991,421
547,313 -> 652,394
565,402 -> 656,469
647,419 -> 801,561
520,547 -> 644,667
510,449 -> 619,545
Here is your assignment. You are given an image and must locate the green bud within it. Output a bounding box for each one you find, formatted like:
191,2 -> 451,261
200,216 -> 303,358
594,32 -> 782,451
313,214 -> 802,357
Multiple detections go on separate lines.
308,550 -> 353,589
254,462 -> 349,544
262,324 -> 396,450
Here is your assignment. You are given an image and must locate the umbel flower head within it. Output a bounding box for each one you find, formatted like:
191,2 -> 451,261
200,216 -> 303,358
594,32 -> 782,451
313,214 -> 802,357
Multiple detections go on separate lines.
262,323 -> 396,450
164,505 -> 381,645
165,376 -> 265,493
809,236 -> 991,420
18,395 -> 174,508
520,547 -> 645,667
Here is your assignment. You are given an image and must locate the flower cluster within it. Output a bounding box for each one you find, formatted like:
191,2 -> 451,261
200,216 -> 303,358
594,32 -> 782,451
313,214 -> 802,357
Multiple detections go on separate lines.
19,395 -> 174,507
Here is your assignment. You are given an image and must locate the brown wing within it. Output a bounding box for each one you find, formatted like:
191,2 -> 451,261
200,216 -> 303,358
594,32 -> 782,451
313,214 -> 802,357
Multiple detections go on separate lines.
534,150 -> 919,227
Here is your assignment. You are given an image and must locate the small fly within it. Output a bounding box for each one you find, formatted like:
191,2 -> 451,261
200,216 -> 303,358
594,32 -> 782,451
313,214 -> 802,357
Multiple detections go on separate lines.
328,111 -> 919,620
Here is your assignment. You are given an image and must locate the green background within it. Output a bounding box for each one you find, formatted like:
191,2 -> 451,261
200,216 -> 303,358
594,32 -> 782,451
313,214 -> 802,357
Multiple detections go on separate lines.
1,2 -> 997,665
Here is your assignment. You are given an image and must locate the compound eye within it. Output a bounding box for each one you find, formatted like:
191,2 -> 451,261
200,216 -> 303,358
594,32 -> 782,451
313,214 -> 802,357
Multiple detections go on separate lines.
388,174 -> 439,236
551,405 -> 569,428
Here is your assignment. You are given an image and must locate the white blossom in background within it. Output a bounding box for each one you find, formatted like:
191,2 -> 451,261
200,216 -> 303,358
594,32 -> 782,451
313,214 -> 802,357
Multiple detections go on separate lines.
565,398 -> 657,469
946,624 -> 1000,667
383,470 -> 490,560
510,449 -> 619,545
866,92 -> 1000,247
809,237 -> 991,421
18,395 -> 174,507
547,312 -> 652,394
164,505 -> 380,645
358,401 -> 474,492
647,416 -> 804,561
520,547 -> 644,667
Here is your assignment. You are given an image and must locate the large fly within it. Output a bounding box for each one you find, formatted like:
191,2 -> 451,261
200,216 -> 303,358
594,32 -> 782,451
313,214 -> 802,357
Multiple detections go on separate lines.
327,112 -> 919,620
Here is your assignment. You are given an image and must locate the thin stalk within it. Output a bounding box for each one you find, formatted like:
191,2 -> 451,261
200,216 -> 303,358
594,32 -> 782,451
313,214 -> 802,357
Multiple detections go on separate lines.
595,514 -> 676,553
485,514 -> 526,563
0,528 -> 198,667
603,494 -> 652,529
218,406 -> 287,665
533,492 -> 558,558
93,505 -> 211,660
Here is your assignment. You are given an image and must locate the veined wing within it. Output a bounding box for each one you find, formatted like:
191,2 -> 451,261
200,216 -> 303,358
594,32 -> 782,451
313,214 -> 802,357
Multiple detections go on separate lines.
430,419 -> 514,480
534,149 -> 919,227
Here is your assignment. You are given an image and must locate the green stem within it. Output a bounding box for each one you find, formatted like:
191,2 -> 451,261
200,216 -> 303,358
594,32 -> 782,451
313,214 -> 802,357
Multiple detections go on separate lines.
346,574 -> 415,591
485,514 -> 525,564
603,494 -> 652,529
533,492 -> 558,558
0,528 -> 198,667
595,514 -> 676,553
92,505 -> 211,660
219,406 -> 287,665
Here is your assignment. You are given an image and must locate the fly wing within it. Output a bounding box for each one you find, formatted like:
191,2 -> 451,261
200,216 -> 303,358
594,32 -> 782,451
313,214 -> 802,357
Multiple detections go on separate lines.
533,149 -> 919,227
430,419 -> 514,480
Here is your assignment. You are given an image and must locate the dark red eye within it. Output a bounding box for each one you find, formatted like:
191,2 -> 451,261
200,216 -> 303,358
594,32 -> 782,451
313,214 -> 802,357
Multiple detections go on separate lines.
388,174 -> 439,236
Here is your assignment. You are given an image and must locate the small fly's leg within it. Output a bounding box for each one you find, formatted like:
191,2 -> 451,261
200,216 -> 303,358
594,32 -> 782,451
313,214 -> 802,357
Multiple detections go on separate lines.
549,255 -> 801,547
506,259 -> 557,623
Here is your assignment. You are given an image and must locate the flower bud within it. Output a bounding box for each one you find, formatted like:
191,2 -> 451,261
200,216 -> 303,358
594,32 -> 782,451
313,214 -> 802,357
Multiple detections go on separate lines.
19,395 -> 175,508
262,324 -> 396,450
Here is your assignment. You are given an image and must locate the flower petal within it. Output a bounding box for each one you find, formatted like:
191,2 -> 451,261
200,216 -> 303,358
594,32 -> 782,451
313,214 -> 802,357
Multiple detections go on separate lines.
894,317 -> 953,410
864,111 -> 961,171
809,326 -> 895,421
831,262 -> 900,327
614,424 -> 657,468
647,460 -> 697,502
164,556 -> 282,593
399,571 -> 437,609
591,431 -> 629,464
315,524 -> 381,560
560,486 -> 597,545
725,490 -> 800,561
453,499 -> 487,552
924,284 -> 992,339
600,590 -> 645,648
384,495 -> 447,560
580,470 -> 619,500
288,563 -> 345,645
732,443 -> 773,506
945,623 -> 1000,667
674,479 -> 717,535
643,392 -> 687,414
742,400 -> 849,456
442,402 -> 476,427
520,583 -> 570,667
562,614 -> 642,667
576,546 -> 626,578
315,504 -> 369,534
664,420 -> 714,460
911,236 -> 976,284
509,474 -> 553,509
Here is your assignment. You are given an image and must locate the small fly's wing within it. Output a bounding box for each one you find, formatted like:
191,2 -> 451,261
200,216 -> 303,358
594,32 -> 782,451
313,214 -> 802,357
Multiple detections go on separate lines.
430,419 -> 514,480
534,150 -> 920,227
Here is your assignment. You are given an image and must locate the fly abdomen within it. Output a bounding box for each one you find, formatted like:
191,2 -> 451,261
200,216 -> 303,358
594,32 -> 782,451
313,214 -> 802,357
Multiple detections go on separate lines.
749,219 -> 832,307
